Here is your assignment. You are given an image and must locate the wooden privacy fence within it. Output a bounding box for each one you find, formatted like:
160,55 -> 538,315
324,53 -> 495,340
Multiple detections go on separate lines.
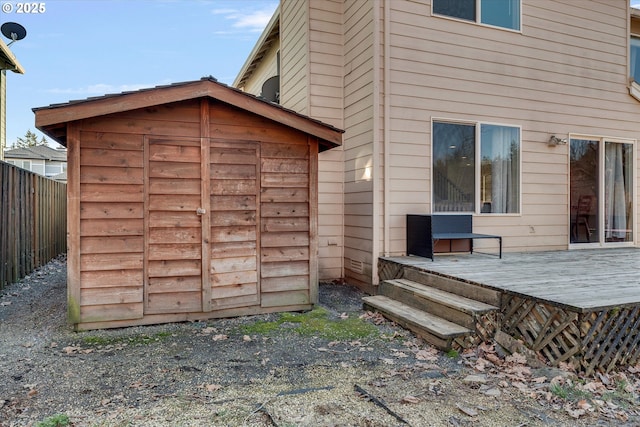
0,161 -> 67,289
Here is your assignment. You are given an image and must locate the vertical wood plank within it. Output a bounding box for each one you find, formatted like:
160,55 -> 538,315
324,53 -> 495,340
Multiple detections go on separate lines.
200,99 -> 212,311
67,122 -> 82,325
143,136 -> 151,313
308,137 -> 319,304
255,142 -> 262,304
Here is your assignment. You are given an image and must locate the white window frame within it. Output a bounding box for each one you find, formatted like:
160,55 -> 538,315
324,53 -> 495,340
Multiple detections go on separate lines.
431,117 -> 522,216
431,0 -> 522,33
568,133 -> 637,249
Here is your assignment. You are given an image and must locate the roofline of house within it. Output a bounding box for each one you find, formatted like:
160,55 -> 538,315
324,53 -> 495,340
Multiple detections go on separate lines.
0,39 -> 24,74
232,4 -> 280,89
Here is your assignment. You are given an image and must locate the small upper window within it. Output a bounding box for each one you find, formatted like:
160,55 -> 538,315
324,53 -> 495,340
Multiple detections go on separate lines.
631,36 -> 640,83
433,0 -> 521,31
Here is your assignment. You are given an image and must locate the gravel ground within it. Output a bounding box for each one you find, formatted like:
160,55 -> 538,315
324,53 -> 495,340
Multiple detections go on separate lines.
0,255 -> 638,426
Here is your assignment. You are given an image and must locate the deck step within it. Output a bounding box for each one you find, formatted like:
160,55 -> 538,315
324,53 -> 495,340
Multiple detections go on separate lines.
403,268 -> 501,306
363,295 -> 471,351
380,278 -> 497,329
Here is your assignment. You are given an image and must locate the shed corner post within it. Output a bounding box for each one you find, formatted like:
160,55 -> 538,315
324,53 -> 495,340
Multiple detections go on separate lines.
66,122 -> 82,326
309,136 -> 319,304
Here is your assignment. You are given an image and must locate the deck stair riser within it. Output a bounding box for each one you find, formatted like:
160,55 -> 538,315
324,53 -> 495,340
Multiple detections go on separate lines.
362,295 -> 470,351
379,278 -> 497,330
402,267 -> 501,307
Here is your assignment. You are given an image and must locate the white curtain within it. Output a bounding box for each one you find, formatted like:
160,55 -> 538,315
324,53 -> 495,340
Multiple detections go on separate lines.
604,143 -> 628,240
482,125 -> 519,213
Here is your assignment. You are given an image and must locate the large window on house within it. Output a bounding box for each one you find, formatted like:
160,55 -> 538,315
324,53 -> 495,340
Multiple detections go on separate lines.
433,0 -> 521,31
631,36 -> 640,83
433,120 -> 520,214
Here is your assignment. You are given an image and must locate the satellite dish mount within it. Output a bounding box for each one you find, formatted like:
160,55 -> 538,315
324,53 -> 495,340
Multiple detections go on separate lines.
1,22 -> 27,46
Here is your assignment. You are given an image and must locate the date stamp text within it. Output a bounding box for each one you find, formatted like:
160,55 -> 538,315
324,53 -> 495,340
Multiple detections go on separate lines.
2,2 -> 46,14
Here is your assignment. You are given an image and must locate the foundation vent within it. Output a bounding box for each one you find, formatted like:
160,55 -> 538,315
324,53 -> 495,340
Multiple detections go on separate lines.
349,259 -> 364,274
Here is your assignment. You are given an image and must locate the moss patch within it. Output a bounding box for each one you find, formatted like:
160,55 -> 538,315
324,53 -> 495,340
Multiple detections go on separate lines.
239,308 -> 379,341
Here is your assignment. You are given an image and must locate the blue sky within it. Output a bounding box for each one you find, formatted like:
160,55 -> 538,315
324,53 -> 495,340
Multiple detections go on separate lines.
3,0 -> 277,147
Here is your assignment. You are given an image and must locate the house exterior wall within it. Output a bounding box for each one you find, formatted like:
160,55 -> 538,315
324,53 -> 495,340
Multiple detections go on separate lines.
243,47 -> 279,96
278,0 -> 345,281
243,0 -> 639,289
382,0 -> 639,257
342,0 -> 376,289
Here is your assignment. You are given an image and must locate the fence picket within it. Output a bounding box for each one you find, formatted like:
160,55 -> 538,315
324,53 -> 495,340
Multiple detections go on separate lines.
0,161 -> 66,290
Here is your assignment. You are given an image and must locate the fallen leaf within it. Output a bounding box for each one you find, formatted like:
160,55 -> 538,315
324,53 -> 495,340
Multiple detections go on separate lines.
339,312 -> 349,319
415,348 -> 438,361
243,335 -> 252,342
402,395 -> 420,404
505,352 -> 527,365
456,403 -> 478,417
200,327 -> 216,335
577,400 -> 592,411
380,358 -> 395,365
212,334 -> 228,341
27,389 -> 38,398
565,407 -> 586,419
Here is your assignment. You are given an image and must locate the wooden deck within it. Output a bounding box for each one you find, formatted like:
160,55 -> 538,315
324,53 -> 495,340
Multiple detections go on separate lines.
382,248 -> 640,312
378,248 -> 640,373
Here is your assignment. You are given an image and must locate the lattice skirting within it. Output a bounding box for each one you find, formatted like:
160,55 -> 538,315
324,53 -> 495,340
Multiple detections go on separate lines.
378,260 -> 404,282
501,295 -> 640,374
453,311 -> 502,350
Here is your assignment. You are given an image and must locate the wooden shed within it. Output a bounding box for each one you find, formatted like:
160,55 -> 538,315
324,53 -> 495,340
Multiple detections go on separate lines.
34,77 -> 342,330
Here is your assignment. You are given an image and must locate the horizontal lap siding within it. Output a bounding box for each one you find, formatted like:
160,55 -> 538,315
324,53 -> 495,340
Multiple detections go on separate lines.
79,131 -> 145,322
386,0 -> 639,254
343,0 -> 375,286
209,104 -> 312,309
77,101 -> 200,324
260,139 -> 311,307
209,142 -> 259,310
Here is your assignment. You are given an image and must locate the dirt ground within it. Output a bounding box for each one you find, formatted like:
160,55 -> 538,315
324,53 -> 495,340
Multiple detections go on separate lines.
0,256 -> 639,426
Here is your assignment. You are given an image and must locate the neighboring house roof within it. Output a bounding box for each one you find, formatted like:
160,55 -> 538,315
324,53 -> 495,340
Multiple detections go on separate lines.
4,145 -> 67,161
51,171 -> 67,182
233,5 -> 280,89
632,7 -> 640,19
0,38 -> 24,74
33,76 -> 343,151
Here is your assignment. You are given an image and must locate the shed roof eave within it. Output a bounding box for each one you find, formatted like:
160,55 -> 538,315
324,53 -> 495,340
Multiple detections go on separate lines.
34,78 -> 342,150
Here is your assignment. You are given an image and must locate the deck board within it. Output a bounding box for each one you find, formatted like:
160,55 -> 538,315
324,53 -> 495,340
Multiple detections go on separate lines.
382,248 -> 640,312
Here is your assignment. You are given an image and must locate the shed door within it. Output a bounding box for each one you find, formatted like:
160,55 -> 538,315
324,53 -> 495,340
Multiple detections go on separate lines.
145,137 -> 203,314
209,141 -> 260,310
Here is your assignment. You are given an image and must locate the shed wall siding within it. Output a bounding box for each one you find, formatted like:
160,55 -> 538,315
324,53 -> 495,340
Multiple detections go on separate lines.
72,99 -> 320,328
384,0 -> 640,254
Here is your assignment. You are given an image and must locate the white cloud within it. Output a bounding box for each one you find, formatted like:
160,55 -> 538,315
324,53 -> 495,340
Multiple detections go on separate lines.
211,3 -> 277,33
47,80 -> 172,95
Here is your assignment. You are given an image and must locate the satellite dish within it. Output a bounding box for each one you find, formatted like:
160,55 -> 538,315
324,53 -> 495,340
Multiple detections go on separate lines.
261,75 -> 280,104
1,22 -> 27,46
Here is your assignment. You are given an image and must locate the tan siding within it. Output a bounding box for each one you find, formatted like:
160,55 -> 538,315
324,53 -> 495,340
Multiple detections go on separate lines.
384,0 -> 640,255
343,0 -> 374,285
281,1 -> 309,115
243,44 -> 280,96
